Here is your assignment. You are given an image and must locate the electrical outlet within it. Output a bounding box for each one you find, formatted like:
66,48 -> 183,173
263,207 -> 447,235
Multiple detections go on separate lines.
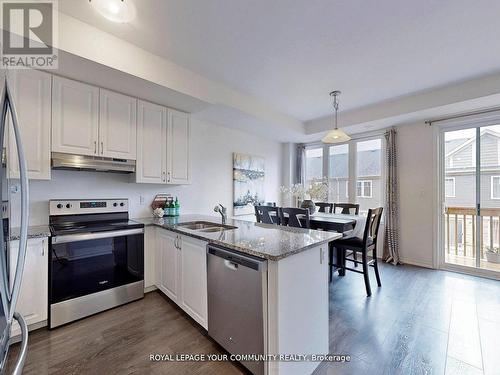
140,196 -> 145,205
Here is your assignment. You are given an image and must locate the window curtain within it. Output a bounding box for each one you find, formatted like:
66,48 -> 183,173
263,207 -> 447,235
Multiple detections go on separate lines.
296,144 -> 305,184
383,128 -> 401,265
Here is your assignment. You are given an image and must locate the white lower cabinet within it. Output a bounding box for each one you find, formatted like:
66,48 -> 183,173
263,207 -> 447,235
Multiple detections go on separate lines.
178,235 -> 208,328
144,226 -> 157,290
155,229 -> 208,329
9,237 -> 48,336
157,229 -> 180,302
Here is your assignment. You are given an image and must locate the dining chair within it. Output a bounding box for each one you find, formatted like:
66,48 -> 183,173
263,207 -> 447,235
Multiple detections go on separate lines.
264,202 -> 277,207
333,203 -> 360,215
315,202 -> 334,213
331,207 -> 383,297
279,207 -> 310,229
254,205 -> 280,225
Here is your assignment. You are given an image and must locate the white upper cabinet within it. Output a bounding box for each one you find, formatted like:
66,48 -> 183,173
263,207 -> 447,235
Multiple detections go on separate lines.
136,105 -> 191,185
52,76 -> 99,156
8,69 -> 51,180
136,100 -> 167,183
99,89 -> 137,160
167,109 -> 191,184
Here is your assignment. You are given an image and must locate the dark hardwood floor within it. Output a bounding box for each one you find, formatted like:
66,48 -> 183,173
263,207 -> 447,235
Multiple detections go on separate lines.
6,264 -> 500,375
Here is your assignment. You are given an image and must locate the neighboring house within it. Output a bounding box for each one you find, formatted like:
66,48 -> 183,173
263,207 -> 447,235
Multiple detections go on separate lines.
445,129 -> 500,208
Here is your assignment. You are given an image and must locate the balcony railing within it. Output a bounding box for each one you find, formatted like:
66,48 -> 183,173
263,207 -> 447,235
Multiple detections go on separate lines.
444,206 -> 500,259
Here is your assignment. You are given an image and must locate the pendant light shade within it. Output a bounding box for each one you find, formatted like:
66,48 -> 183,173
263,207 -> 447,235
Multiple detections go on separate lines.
322,90 -> 351,144
322,128 -> 351,143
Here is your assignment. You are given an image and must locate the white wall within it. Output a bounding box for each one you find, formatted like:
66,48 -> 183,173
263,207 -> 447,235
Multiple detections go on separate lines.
13,118 -> 282,226
397,121 -> 435,267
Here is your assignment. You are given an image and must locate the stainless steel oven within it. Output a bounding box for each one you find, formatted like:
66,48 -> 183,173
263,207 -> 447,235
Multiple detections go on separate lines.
49,199 -> 144,328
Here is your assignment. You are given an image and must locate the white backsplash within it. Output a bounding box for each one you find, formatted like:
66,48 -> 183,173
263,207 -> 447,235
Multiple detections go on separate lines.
10,118 -> 282,226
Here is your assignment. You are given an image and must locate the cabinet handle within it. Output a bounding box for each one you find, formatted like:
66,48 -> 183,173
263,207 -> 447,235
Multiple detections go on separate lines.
42,239 -> 45,256
162,171 -> 166,182
94,141 -> 97,154
100,141 -> 104,155
167,172 -> 171,183
178,236 -> 181,250
174,236 -> 178,249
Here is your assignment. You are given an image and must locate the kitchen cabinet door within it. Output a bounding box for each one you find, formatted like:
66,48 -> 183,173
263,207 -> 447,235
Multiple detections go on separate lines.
144,226 -> 157,290
99,89 -> 137,160
167,109 -> 191,184
179,235 -> 208,329
136,100 -> 167,183
157,229 -> 180,302
52,76 -> 99,156
8,69 -> 51,180
9,238 -> 48,336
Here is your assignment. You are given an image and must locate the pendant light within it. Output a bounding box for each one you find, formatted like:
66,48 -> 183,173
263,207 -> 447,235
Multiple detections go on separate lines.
322,90 -> 351,143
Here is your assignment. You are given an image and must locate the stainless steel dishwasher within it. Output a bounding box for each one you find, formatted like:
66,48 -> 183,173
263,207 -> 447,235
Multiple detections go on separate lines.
207,245 -> 267,375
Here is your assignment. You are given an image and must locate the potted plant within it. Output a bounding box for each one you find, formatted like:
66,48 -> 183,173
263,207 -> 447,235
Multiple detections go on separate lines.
485,246 -> 500,264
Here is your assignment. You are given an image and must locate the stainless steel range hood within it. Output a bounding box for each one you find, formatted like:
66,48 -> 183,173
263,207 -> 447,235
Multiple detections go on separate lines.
51,152 -> 135,173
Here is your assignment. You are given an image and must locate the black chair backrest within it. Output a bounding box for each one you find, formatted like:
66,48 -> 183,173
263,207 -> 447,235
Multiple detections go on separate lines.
315,202 -> 333,213
264,202 -> 277,207
333,203 -> 360,215
254,205 -> 280,225
362,207 -> 383,247
279,207 -> 310,229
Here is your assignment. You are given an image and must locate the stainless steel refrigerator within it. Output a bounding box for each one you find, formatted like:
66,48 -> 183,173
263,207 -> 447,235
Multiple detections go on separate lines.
0,69 -> 30,374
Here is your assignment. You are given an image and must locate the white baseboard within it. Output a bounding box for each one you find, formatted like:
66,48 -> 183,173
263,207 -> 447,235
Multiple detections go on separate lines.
399,257 -> 435,269
144,285 -> 158,293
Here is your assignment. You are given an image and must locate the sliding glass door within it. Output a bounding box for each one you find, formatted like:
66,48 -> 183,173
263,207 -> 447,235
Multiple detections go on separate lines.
442,124 -> 500,275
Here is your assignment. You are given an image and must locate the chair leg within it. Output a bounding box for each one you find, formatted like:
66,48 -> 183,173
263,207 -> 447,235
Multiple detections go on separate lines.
373,249 -> 382,287
337,247 -> 345,276
362,252 -> 371,297
328,243 -> 333,283
353,251 -> 358,267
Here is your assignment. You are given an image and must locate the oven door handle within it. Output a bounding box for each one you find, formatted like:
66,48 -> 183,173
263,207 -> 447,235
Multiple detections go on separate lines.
52,228 -> 144,244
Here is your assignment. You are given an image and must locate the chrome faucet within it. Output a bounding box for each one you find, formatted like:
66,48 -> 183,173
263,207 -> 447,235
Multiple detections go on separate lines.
214,204 -> 227,224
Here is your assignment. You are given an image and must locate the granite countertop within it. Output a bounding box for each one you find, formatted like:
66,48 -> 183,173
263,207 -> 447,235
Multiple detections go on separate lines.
133,214 -> 341,261
10,225 -> 51,241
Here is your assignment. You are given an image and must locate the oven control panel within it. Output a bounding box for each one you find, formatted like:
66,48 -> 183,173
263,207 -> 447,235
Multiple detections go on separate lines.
49,199 -> 129,216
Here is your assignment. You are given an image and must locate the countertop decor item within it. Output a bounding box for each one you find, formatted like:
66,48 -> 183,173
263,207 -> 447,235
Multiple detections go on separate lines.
153,208 -> 164,218
300,199 -> 316,214
233,153 -> 265,215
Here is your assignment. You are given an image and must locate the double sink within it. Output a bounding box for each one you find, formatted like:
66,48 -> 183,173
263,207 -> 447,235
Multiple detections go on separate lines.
176,221 -> 238,233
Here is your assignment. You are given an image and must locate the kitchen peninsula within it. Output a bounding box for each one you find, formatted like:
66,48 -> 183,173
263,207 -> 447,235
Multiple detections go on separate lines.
135,215 -> 342,375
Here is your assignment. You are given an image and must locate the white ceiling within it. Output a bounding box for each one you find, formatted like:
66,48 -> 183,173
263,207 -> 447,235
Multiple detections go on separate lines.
59,0 -> 500,123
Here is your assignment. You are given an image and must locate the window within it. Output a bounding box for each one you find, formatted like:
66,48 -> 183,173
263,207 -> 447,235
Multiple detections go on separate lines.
355,139 -> 382,213
356,180 -> 373,198
491,176 -> 500,199
445,177 -> 455,198
305,147 -> 323,188
302,136 -> 384,216
328,144 -> 349,202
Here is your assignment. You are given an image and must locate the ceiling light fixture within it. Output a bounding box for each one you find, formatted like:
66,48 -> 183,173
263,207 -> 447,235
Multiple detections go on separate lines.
89,0 -> 136,23
322,90 -> 351,144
